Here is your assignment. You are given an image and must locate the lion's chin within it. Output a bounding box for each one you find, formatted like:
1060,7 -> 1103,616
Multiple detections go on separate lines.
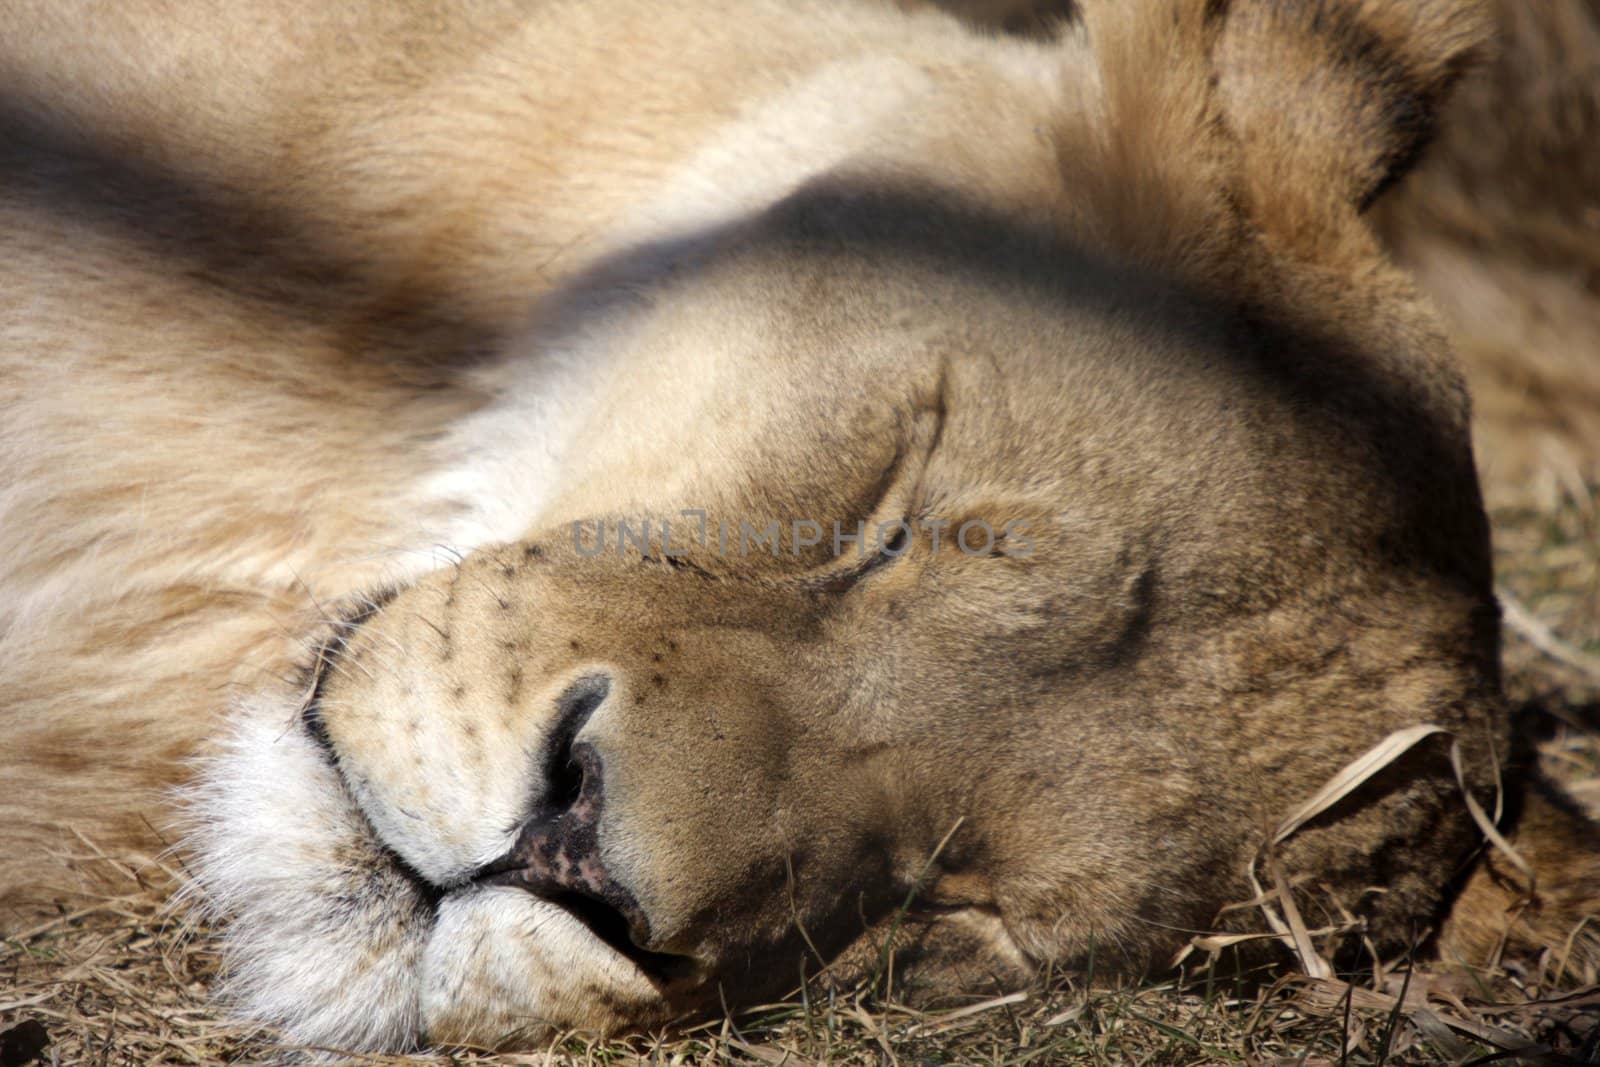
421,888 -> 671,1046
182,695 -> 667,1055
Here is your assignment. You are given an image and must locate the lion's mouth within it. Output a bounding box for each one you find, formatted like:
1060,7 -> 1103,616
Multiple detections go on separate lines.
472,859 -> 698,984
302,720 -> 698,987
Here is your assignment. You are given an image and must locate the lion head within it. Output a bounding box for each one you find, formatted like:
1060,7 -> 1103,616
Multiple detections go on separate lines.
157,0 -> 1520,1052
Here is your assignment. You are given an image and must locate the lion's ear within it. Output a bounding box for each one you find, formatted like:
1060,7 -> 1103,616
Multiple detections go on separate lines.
1215,0 -> 1491,223
1064,0 -> 1489,271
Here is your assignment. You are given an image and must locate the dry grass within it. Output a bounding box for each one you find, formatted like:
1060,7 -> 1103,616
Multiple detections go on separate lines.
5,878 -> 1600,1066
4,479 -> 1599,1065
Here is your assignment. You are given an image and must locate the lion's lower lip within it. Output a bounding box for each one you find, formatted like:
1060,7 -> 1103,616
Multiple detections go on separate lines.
473,869 -> 697,984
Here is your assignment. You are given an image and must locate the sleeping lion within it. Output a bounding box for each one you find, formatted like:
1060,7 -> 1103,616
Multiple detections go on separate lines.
3,0 -> 1598,1053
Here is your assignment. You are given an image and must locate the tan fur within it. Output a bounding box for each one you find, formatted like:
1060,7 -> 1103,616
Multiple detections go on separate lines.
1,0 -> 1595,1051
937,0 -> 1600,506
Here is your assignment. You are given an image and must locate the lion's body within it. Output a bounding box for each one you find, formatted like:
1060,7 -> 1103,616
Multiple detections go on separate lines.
1,0 -> 1597,1052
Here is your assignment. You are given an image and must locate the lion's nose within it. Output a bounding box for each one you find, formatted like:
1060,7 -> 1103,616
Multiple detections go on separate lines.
471,675 -> 652,943
488,740 -> 612,895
